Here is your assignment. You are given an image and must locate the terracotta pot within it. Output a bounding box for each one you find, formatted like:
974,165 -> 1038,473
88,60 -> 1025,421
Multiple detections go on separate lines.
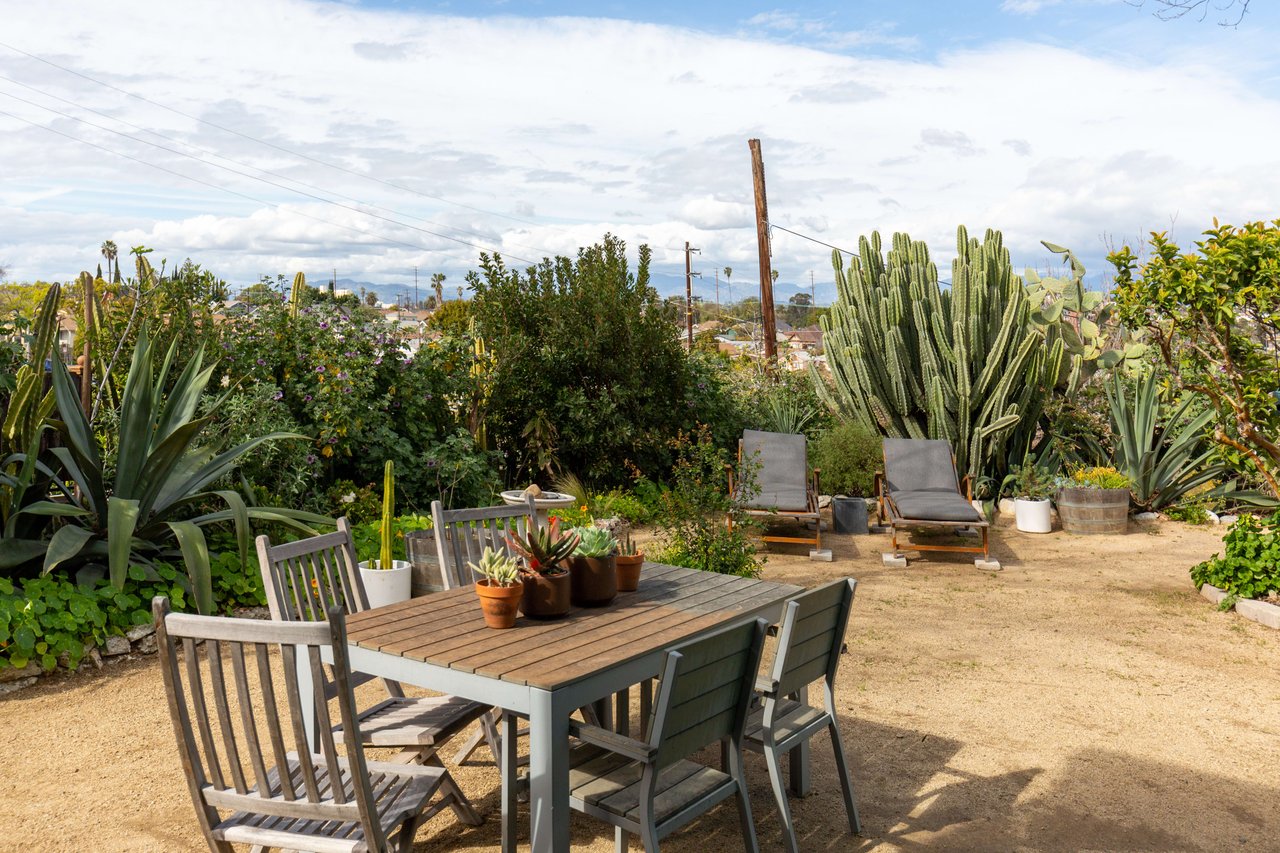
570,555 -> 618,607
520,569 -> 572,618
615,553 -> 644,592
475,580 -> 523,629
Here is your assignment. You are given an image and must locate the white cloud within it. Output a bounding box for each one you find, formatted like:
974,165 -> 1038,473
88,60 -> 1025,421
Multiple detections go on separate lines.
0,1 -> 1277,295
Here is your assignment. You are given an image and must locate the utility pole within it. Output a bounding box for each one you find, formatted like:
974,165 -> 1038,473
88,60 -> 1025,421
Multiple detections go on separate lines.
79,271 -> 93,414
714,268 -> 720,312
749,139 -> 777,361
414,266 -> 419,309
684,241 -> 700,349
810,270 -> 816,325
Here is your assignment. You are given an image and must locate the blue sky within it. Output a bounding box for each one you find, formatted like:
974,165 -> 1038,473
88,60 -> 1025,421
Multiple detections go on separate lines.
2,0 -> 1279,304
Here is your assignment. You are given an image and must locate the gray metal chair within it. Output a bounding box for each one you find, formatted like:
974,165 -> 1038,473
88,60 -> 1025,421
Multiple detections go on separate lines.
153,596 -> 464,853
255,518 -> 485,825
876,438 -> 999,569
566,617 -> 768,852
730,429 -> 825,559
745,578 -> 860,852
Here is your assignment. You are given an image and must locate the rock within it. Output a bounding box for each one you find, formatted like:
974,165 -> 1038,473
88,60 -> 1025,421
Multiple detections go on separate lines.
974,558 -> 1003,572
1234,597 -> 1280,629
125,624 -> 155,643
818,495 -> 832,509
882,552 -> 908,568
231,606 -> 271,621
1219,514 -> 1239,525
83,648 -> 103,670
998,498 -> 1016,516
1135,512 -> 1160,523
0,677 -> 38,696
136,634 -> 158,655
592,517 -> 629,540
102,635 -> 131,657
1207,511 -> 1221,525
521,483 -> 543,498
0,661 -> 40,683
809,549 -> 833,562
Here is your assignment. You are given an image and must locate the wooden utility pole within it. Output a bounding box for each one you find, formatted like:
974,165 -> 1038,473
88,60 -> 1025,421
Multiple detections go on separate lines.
684,241 -> 695,348
749,139 -> 777,360
78,271 -> 93,414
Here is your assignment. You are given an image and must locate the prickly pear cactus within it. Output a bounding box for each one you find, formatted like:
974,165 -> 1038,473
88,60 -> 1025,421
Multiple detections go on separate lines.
819,226 -> 1062,483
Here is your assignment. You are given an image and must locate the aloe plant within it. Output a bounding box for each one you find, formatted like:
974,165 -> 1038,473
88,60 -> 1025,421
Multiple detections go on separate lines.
572,526 -> 618,558
468,546 -> 521,586
507,515 -> 579,574
21,331 -> 328,613
1106,371 -> 1226,511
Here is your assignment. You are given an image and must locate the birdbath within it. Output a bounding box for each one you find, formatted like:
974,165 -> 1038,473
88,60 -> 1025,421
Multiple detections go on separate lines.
499,489 -> 577,529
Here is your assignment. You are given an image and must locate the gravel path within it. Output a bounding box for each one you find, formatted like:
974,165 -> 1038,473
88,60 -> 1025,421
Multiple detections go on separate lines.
1,520 -> 1275,851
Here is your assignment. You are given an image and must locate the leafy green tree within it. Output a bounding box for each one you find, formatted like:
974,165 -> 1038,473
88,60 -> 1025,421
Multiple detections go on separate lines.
469,234 -> 713,486
427,299 -> 471,336
1111,220 -> 1280,495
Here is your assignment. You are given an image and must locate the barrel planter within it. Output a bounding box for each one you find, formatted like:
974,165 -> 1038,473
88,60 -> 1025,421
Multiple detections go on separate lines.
1057,487 -> 1129,534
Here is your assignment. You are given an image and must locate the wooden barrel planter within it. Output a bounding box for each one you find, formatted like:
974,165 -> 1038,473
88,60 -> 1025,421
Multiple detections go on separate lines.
1057,488 -> 1130,534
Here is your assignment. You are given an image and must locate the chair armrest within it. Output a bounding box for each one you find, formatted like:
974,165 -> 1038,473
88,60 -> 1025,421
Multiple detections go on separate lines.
726,463 -> 736,499
960,474 -> 973,501
811,467 -> 821,499
568,719 -> 658,763
755,674 -> 780,697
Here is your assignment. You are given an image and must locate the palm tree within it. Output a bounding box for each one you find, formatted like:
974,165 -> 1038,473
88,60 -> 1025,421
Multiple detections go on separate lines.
100,240 -> 120,283
431,272 -> 446,306
723,267 -> 732,306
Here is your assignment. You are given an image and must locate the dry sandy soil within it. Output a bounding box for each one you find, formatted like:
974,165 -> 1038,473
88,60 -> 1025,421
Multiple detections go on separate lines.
1,519 -> 1277,852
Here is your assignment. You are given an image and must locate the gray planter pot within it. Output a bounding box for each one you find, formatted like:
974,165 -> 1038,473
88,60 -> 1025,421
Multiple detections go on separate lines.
832,496 -> 869,535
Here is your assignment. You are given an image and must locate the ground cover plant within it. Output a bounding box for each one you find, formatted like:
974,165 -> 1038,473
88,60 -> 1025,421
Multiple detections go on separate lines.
1191,511 -> 1280,602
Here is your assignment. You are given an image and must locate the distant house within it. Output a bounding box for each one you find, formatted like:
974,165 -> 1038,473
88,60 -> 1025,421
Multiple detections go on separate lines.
787,326 -> 824,352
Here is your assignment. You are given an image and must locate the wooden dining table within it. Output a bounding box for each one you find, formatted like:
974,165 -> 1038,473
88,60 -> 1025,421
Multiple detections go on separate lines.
336,561 -> 805,852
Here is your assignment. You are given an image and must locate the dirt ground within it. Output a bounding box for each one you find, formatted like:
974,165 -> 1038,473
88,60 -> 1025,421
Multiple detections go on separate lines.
2,518 -> 1277,852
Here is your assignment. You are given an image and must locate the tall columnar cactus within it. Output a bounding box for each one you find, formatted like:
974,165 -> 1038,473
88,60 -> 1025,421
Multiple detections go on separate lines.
820,226 -> 1063,483
290,272 -> 306,318
379,460 -> 394,569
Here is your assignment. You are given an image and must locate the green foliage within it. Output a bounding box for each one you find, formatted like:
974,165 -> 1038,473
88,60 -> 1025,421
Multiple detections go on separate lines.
651,427 -> 763,578
821,226 -> 1063,484
469,547 -> 521,586
1111,220 -> 1280,496
1066,466 -> 1132,490
427,300 -> 472,336
1005,460 -> 1056,500
810,420 -> 880,497
204,383 -> 317,509
1191,512 -> 1280,600
1106,370 -> 1226,511
737,368 -> 830,439
0,558 -> 260,673
28,332 -> 327,613
469,234 -> 714,486
572,526 -> 618,558
1165,502 -> 1211,525
507,516 -> 579,573
350,514 -> 432,564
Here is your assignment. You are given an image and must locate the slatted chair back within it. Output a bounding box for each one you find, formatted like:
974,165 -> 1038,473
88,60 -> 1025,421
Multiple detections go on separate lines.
770,578 -> 857,698
430,497 -> 538,589
152,596 -> 387,851
647,618 -> 767,769
256,517 -> 368,622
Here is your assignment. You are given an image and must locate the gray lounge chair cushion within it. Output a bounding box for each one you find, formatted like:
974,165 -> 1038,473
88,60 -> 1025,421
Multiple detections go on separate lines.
889,489 -> 982,522
882,438 -> 961,494
741,429 -> 811,511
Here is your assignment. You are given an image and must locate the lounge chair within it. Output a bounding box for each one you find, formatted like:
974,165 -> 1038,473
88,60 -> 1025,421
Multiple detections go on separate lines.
730,429 -> 829,560
876,438 -> 1000,570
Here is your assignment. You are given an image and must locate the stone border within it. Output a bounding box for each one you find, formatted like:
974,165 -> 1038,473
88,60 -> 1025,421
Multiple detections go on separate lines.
1198,583 -> 1280,629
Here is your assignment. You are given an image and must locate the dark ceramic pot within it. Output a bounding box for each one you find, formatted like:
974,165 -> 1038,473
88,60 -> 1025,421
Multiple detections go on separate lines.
570,555 -> 618,606
520,569 -> 572,618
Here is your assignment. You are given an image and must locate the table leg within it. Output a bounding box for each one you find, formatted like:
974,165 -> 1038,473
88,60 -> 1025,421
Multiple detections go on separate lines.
501,712 -> 518,853
529,687 -> 571,852
789,685 -> 812,797
616,686 -> 630,737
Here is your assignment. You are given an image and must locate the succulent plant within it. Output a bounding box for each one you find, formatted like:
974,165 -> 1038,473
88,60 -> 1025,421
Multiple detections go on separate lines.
572,526 -> 618,558
506,516 -> 579,574
468,547 -> 522,586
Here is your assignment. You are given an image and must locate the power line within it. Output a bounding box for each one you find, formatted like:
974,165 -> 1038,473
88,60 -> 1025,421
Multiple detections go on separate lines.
0,89 -> 538,264
768,222 -> 856,256
0,75 -> 559,261
0,40 -> 570,234
0,108 -> 517,261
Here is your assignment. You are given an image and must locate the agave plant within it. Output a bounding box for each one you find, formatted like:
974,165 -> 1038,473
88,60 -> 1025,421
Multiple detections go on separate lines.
1106,371 -> 1226,511
22,332 -> 328,613
572,526 -> 618,558
507,515 -> 579,574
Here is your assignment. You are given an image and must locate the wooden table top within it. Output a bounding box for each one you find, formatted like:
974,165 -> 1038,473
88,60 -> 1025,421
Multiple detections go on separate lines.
344,563 -> 803,691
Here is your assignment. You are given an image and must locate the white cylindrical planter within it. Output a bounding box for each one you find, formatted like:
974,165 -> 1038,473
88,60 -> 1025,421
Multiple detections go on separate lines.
358,560 -> 412,608
1014,498 -> 1053,533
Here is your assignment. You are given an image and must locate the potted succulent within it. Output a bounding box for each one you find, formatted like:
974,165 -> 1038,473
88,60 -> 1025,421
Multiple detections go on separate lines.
1057,466 -> 1132,535
615,530 -> 644,592
569,526 -> 619,606
507,517 -> 580,619
1008,461 -> 1055,534
358,461 -> 412,608
469,547 -> 523,628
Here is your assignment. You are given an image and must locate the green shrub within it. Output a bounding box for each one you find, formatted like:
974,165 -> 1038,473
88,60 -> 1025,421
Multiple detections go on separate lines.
810,421 -> 881,497
1166,503 -> 1211,525
1191,512 -> 1280,600
350,514 -> 433,564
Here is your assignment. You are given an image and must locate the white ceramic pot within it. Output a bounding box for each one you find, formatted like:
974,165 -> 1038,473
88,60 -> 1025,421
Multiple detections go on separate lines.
358,560 -> 412,608
1014,498 -> 1053,534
